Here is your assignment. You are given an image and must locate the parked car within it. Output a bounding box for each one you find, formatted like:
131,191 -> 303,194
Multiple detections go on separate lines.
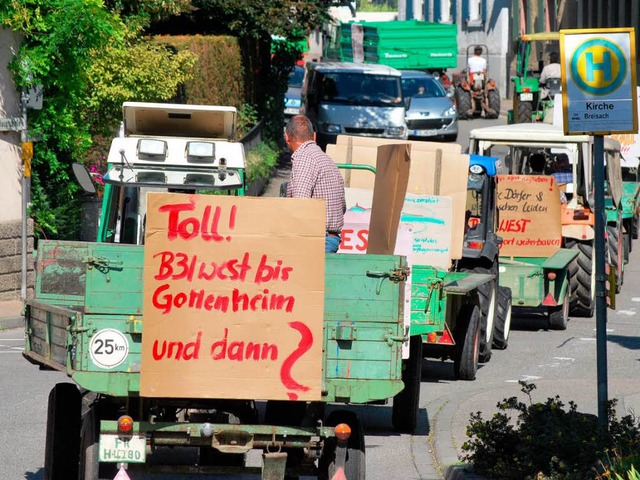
284,65 -> 304,118
401,70 -> 458,142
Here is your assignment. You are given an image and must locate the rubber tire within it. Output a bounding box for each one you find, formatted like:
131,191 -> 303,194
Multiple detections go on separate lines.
566,240 -> 595,317
633,215 -> 639,240
516,100 -> 533,123
548,280 -> 570,330
443,133 -> 458,142
486,89 -> 501,119
392,335 -> 422,434
461,267 -> 496,364
456,87 -> 472,120
607,225 -> 623,292
623,231 -> 631,264
79,404 -> 117,480
453,304 -> 480,381
44,383 -> 82,480
318,410 -> 365,480
492,286 -> 512,350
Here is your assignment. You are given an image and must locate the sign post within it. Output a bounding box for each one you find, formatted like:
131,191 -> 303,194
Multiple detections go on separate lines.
560,28 -> 637,429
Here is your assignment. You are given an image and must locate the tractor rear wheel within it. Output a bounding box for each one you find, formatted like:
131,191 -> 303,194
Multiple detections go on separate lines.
318,411 -> 365,480
44,383 -> 81,480
392,335 -> 422,434
456,87 -> 472,120
516,100 -> 533,123
549,280 -> 570,330
566,240 -> 595,317
486,89 -> 501,119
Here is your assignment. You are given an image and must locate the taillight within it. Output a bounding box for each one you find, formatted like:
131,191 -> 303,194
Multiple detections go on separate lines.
427,332 -> 437,343
334,423 -> 351,441
466,241 -> 484,250
118,415 -> 134,434
547,271 -> 557,280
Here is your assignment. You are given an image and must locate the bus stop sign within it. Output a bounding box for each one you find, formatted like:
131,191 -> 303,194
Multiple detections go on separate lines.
560,28 -> 638,135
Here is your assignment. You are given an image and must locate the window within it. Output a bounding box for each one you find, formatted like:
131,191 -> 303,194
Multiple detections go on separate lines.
462,0 -> 486,27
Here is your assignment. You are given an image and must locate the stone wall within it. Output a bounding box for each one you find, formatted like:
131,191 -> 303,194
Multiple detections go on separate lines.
0,220 -> 34,301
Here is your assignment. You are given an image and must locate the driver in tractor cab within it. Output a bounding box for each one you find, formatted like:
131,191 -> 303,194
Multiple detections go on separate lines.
539,52 -> 561,99
467,46 -> 487,89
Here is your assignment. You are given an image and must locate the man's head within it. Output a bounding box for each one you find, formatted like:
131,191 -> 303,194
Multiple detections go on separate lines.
529,153 -> 547,174
549,52 -> 559,64
285,115 -> 315,152
474,46 -> 483,56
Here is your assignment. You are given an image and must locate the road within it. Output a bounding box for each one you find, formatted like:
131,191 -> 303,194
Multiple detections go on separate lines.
5,112 -> 640,480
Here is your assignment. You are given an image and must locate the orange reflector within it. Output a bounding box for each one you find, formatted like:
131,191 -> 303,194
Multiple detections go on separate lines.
547,271 -> 557,280
118,415 -> 134,433
438,330 -> 454,345
426,332 -> 437,343
523,87 -> 531,92
334,423 -> 351,441
541,293 -> 557,307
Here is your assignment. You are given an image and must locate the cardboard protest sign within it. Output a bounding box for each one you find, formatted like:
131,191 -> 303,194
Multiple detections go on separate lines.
327,137 -> 468,260
496,175 -> 562,257
140,194 -> 325,401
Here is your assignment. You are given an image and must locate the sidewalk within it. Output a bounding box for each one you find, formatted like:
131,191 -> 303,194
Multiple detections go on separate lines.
0,299 -> 24,330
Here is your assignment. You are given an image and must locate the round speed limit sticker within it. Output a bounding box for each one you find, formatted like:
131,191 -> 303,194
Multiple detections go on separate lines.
89,329 -> 129,369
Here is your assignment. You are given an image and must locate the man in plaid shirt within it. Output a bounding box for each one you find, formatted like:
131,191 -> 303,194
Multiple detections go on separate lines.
285,115 -> 346,253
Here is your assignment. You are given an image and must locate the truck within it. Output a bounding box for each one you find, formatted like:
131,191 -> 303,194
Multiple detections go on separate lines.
469,123 -> 624,317
24,102 -> 414,479
324,20 -> 458,76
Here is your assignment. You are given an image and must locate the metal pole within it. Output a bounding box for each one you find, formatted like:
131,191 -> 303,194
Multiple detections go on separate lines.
20,88 -> 28,300
593,134 -> 609,430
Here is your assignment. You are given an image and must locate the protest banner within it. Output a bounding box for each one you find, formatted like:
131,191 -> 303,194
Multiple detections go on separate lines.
140,194 -> 326,400
496,175 -> 562,257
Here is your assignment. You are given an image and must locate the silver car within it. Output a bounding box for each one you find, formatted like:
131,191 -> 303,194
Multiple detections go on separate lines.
284,66 -> 304,118
401,70 -> 458,142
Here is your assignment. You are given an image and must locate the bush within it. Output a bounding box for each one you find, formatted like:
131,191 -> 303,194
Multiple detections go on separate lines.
245,141 -> 280,185
461,381 -> 640,480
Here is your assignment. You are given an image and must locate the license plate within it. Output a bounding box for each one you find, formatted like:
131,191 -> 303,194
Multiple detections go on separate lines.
520,92 -> 533,101
412,129 -> 438,137
99,434 -> 146,463
284,107 -> 299,115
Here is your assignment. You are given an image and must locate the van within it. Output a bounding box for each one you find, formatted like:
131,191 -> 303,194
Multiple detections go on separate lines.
301,61 -> 407,149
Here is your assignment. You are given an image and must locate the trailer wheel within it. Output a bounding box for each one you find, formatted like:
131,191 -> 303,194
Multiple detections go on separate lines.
456,87 -> 472,120
633,215 -> 639,240
492,286 -> 512,350
566,240 -> 595,317
516,100 -> 533,123
461,267 -> 496,363
623,231 -> 631,263
44,383 -> 81,480
318,410 -> 365,480
453,304 -> 480,381
486,89 -> 501,119
391,335 -> 423,433
79,404 -> 116,480
549,280 -> 570,330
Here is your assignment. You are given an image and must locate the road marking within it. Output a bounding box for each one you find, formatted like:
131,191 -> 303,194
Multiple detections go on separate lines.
631,297 -> 640,302
506,375 -> 541,383
615,309 -> 636,316
580,337 -> 597,341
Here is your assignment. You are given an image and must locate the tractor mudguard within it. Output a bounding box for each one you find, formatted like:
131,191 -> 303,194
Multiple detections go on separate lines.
562,223 -> 595,241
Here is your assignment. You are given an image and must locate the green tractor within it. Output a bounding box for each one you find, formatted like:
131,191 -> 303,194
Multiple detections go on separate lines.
509,32 -> 561,124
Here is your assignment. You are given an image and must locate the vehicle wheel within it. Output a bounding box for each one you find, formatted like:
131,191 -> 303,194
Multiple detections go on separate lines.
456,87 -> 472,120
453,304 -> 480,381
79,404 -> 116,480
607,225 -> 623,292
461,267 -> 496,363
566,240 -> 595,317
548,280 -> 570,330
318,411 -> 365,480
623,231 -> 631,264
492,286 -> 512,350
44,383 -> 81,480
516,100 -> 533,123
633,215 -> 639,240
392,335 -> 422,433
486,89 -> 501,119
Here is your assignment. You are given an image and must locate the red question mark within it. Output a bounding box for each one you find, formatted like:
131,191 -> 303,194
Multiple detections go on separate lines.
280,321 -> 313,400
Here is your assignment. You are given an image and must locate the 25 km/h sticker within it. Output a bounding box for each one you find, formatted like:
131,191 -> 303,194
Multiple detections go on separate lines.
89,328 -> 129,369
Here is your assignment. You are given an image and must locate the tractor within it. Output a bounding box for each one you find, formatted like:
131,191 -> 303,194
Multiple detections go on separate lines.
453,44 -> 501,120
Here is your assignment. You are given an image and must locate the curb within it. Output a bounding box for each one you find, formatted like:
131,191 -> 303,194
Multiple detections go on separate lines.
0,316 -> 23,331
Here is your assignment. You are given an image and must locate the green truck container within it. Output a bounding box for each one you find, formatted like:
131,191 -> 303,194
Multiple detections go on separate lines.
328,20 -> 458,73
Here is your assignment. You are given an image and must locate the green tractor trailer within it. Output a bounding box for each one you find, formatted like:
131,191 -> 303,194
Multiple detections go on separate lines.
23,103 -> 417,480
325,20 -> 458,75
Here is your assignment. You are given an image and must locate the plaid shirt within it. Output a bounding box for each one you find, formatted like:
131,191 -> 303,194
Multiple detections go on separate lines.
287,141 -> 346,232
